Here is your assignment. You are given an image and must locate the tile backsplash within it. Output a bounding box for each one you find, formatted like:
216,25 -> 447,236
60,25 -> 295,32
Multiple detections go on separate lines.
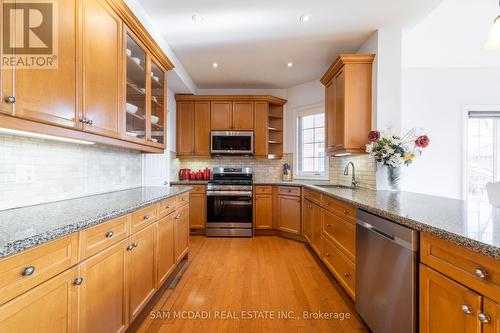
0,134 -> 142,210
170,152 -> 377,189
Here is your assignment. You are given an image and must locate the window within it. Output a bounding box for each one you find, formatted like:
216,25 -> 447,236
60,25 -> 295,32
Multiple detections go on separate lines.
295,106 -> 327,179
467,110 -> 500,202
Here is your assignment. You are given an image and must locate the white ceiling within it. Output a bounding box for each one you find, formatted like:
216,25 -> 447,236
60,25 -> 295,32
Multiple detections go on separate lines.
138,0 -> 443,89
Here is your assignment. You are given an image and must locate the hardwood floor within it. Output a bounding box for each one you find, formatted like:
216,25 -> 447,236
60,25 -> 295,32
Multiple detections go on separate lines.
133,236 -> 368,333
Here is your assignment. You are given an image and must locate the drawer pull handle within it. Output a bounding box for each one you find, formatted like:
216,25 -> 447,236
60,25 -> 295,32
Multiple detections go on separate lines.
461,304 -> 473,315
22,266 -> 35,276
127,244 -> 135,251
343,209 -> 349,215
105,231 -> 114,238
325,253 -> 331,258
343,272 -> 350,278
473,268 -> 488,279
175,214 -> 181,220
326,223 -> 332,228
478,312 -> 491,324
74,277 -> 84,286
165,204 -> 171,209
325,202 -> 330,206
143,215 -> 150,220
133,242 -> 138,248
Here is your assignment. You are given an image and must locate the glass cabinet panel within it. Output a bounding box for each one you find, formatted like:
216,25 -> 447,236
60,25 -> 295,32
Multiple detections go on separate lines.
125,33 -> 147,140
150,60 -> 165,145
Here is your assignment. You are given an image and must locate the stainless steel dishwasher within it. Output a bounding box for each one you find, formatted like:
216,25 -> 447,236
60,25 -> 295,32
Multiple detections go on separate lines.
355,209 -> 419,333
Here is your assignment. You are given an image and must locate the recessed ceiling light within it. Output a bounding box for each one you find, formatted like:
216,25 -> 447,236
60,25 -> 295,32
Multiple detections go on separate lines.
287,62 -> 293,68
300,15 -> 311,22
212,62 -> 219,69
192,14 -> 204,23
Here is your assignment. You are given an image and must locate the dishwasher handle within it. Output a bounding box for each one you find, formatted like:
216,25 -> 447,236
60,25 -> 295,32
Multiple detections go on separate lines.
357,220 -> 415,250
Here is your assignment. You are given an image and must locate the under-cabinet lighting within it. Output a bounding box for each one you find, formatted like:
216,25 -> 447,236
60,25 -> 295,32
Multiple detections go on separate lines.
334,153 -> 352,157
0,128 -> 95,145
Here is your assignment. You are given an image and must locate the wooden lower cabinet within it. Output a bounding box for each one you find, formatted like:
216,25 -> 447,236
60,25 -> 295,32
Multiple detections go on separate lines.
0,267 -> 78,333
310,201 -> 323,256
189,193 -> 206,229
78,240 -> 128,333
128,224 -> 156,322
254,194 -> 273,229
420,264 -> 482,333
276,194 -> 301,235
156,214 -> 176,287
483,298 -> 500,333
174,204 -> 190,263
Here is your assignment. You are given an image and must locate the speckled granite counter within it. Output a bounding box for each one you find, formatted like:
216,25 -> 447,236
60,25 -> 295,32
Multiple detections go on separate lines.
255,181 -> 500,260
0,187 -> 191,258
170,181 -> 209,185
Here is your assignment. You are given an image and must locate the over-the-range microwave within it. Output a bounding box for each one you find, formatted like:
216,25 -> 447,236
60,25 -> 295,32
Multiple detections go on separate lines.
210,131 -> 253,155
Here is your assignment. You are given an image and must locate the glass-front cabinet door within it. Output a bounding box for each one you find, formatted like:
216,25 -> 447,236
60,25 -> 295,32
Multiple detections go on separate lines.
149,60 -> 166,146
125,32 -> 147,141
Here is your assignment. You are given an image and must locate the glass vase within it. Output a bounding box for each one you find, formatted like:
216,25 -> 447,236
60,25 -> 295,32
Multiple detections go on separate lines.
387,166 -> 402,191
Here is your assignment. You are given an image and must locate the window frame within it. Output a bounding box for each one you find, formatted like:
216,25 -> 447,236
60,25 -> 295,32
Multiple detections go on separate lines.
294,104 -> 328,180
463,105 -> 500,201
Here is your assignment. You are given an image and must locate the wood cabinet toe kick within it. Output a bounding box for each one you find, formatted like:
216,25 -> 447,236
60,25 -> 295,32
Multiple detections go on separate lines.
0,191 -> 189,332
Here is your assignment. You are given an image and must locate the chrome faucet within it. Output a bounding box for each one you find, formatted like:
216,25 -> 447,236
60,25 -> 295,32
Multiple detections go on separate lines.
343,162 -> 358,188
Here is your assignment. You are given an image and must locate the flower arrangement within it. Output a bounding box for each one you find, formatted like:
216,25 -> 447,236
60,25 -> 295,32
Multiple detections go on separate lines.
365,128 -> 430,168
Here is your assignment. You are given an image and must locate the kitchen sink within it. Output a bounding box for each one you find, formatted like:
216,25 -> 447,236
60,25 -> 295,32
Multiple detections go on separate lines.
313,184 -> 357,190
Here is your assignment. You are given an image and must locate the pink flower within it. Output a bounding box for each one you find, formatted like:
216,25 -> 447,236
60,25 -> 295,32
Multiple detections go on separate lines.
368,131 -> 381,142
415,135 -> 430,148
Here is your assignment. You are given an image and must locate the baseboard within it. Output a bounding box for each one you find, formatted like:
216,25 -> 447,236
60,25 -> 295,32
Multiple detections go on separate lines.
254,229 -> 307,243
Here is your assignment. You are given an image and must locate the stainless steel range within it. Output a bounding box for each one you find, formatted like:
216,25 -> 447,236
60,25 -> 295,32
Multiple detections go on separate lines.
206,167 -> 253,237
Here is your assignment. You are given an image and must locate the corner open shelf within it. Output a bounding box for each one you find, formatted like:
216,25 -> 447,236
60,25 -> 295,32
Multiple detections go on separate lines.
268,104 -> 283,159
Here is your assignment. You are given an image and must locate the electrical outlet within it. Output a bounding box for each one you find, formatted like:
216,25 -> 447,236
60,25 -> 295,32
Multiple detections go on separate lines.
16,165 -> 35,184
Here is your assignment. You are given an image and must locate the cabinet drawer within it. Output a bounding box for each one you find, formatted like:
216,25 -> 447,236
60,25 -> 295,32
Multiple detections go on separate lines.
277,186 -> 301,197
421,233 -> 500,303
131,204 -> 159,234
79,215 -> 128,260
189,185 -> 206,194
0,234 -> 79,305
322,236 -> 356,300
322,209 -> 355,262
176,192 -> 190,207
254,185 -> 273,194
322,195 -> 356,223
304,188 -> 322,205
158,196 -> 176,219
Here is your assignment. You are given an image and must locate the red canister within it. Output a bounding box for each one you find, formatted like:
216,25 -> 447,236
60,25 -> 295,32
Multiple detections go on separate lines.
196,170 -> 203,180
189,171 -> 196,180
204,167 -> 211,180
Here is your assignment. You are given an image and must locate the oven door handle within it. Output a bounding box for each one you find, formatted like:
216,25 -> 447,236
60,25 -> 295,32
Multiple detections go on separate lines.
207,191 -> 253,197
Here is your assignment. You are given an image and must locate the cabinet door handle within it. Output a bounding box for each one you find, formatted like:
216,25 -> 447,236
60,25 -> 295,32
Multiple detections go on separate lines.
478,312 -> 491,324
22,266 -> 35,276
74,277 -> 84,286
343,272 -> 351,278
86,119 -> 93,125
324,253 -> 331,258
133,242 -> 138,248
461,304 -> 473,314
175,214 -> 181,220
473,268 -> 488,279
143,215 -> 150,220
127,244 -> 134,251
5,96 -> 16,104
105,231 -> 114,238
325,223 -> 332,228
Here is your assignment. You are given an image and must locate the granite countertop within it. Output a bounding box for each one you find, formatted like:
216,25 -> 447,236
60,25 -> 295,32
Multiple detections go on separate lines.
170,180 -> 209,185
255,180 -> 500,260
0,187 -> 191,258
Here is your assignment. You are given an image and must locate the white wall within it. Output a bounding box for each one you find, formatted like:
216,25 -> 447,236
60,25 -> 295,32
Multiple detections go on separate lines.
401,0 -> 500,199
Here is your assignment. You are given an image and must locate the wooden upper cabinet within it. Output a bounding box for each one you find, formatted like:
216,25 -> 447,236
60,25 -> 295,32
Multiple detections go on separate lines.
321,54 -> 374,155
210,101 -> 232,130
254,102 -> 269,157
176,102 -> 195,155
149,59 -> 167,147
82,0 -> 122,138
232,102 -> 254,130
177,101 -> 210,156
13,0 -> 79,129
420,264 -> 482,333
0,268 -> 78,333
78,240 -> 128,333
194,102 -> 211,156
